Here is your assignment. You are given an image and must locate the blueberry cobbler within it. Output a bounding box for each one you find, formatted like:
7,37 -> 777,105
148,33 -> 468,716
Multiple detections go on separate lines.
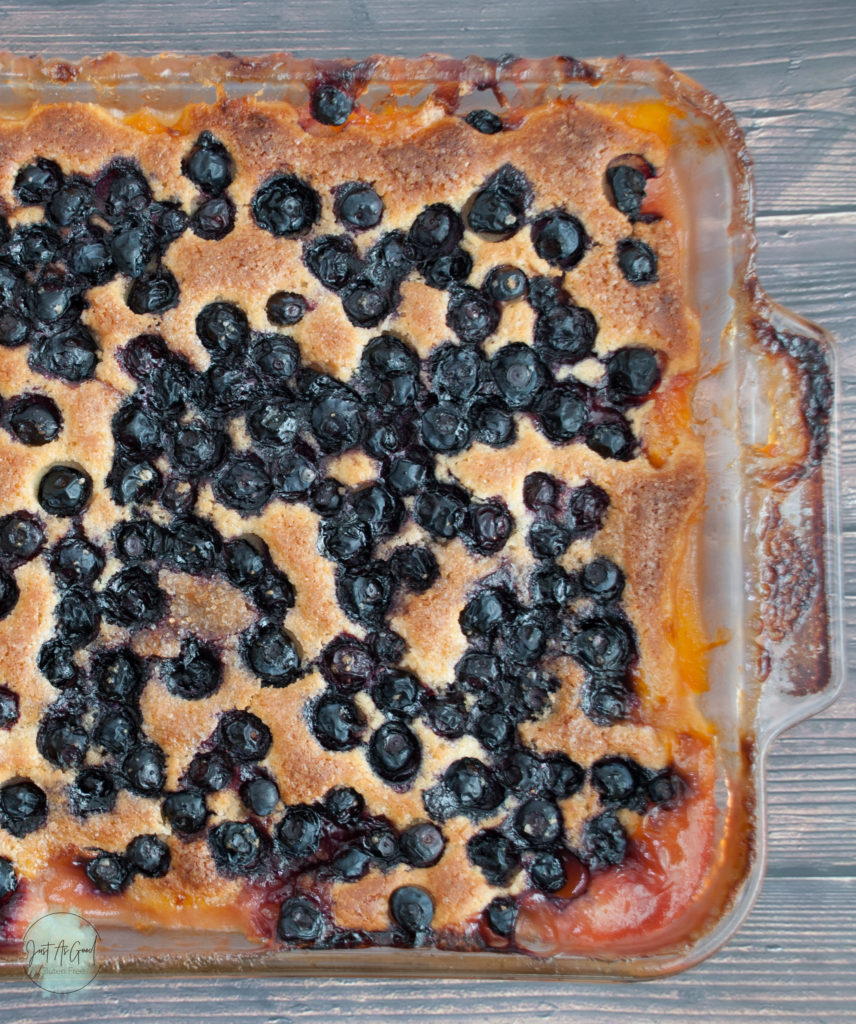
0,71 -> 724,958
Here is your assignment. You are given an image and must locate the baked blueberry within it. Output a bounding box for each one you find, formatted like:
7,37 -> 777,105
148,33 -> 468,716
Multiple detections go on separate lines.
54,587 -> 100,647
530,564 -> 573,607
484,264 -> 528,303
312,692 -> 366,751
368,721 -> 421,785
491,343 -> 546,410
151,202 -> 190,247
275,451 -> 317,499
387,452 -> 430,495
305,234 -> 360,292
580,557 -> 625,603
49,534 -> 104,587
240,776 -> 280,816
164,638 -> 222,700
319,514 -> 371,565
646,769 -> 685,806
617,238 -> 658,284
590,756 -> 648,812
309,379 -> 365,453
407,204 -> 463,261
389,885 -> 434,934
527,520 -> 571,560
0,779 -> 47,837
351,483 -> 403,542
97,163 -> 151,221
420,401 -> 471,454
29,328 -> 99,382
208,820 -> 265,875
0,857 -> 18,901
605,346 -> 661,403
421,247 -> 473,289
214,455 -> 273,513
400,822 -> 445,867
113,400 -> 162,454
168,417 -> 225,475
67,225 -> 114,283
334,181 -> 384,230
473,710 -> 514,752
464,501 -> 513,555
445,284 -> 499,345
26,274 -> 82,325
389,545 -> 439,594
0,512 -> 44,566
485,896 -> 517,937
586,418 -> 636,461
528,850 -> 566,893
184,751 -> 231,794
534,303 -> 597,364
513,797 -> 562,849
99,566 -> 165,629
323,786 -> 364,826
85,852 -> 131,894
266,291 -> 307,327
8,223 -> 60,268
320,636 -> 375,691
471,402 -> 516,447
182,132 -> 234,195
580,810 -> 627,869
424,693 -> 467,740
535,383 -> 587,443
414,483 -> 468,540
466,164 -> 530,240
455,650 -> 502,691
340,276 -> 396,328
162,790 -> 208,834
14,158 -> 63,204
606,162 -> 648,222
424,757 -> 503,821
459,586 -> 516,638
38,716 -> 88,769
0,309 -> 26,347
544,752 -> 585,800
37,466 -> 91,517
114,518 -> 165,563
572,617 -> 636,674
276,804 -> 324,858
110,218 -> 155,277
363,823 -> 399,863
70,767 -> 117,817
37,638 -> 77,688
126,834 -> 171,877
195,301 -> 249,358
566,481 -> 610,538
278,896 -> 326,943
191,195 -> 235,239
311,82 -> 353,125
336,561 -> 394,627
252,174 -> 321,237
111,459 -> 161,506
127,268 -> 180,314
241,622 -> 301,686
522,472 -> 559,512
467,829 -> 520,885
431,344 -> 483,401
92,709 -> 137,756
123,742 -> 167,796
465,109 -> 502,134
219,710 -> 272,763
532,211 -> 587,269
0,687 -> 19,730
581,675 -> 630,726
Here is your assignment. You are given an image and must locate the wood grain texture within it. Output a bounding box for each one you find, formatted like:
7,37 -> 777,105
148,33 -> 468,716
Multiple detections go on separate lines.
0,0 -> 853,1020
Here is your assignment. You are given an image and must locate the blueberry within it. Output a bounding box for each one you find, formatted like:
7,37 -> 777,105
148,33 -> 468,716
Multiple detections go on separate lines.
266,290 -> 307,327
455,651 -> 502,691
164,638 -> 222,700
323,786 -> 364,826
424,758 -> 503,821
389,545 -> 439,594
85,852 -> 131,894
362,332 -> 419,380
605,346 -> 661,403
617,238 -> 658,284
590,756 -> 648,812
0,857 -> 18,901
581,675 -> 630,726
167,418 -> 224,475
530,565 -> 573,608
0,264 -> 20,306
111,459 -> 161,506
113,400 -> 162,454
254,569 -> 296,616
389,885 -> 434,934
566,481 -> 610,538
38,716 -> 88,768
0,779 -> 47,837
0,687 -> 19,730
162,790 -> 208,834
513,797 -> 562,849
473,710 -> 514,752
336,562 -> 394,627
522,472 -> 559,511
185,750 -> 232,792
26,274 -> 83,326
214,455 -> 273,513
421,248 -> 473,290
0,312 -> 28,347
431,344 -> 483,401
483,266 -> 527,306
70,767 -> 117,817
150,201 -> 188,247
586,418 -> 636,461
580,557 -> 625,603
241,622 -> 301,686
240,776 -> 280,816
407,204 -> 463,261
572,617 -> 636,674
423,694 -> 468,741
100,566 -> 165,629
334,181 -> 384,230
535,383 -> 588,442
471,402 -> 516,447
8,223 -> 60,268
317,638 -> 372,694
465,109 -> 502,134
14,158 -> 63,203
491,343 -> 546,410
311,692 -> 366,751
386,453 -> 429,495
464,501 -> 513,555
190,195 -> 235,239
305,234 -> 360,292
98,163 -> 151,222
183,132 -> 234,194
544,752 -> 585,800
272,804 -> 323,861
498,750 -> 547,796
49,534 -> 104,587
364,422 -> 401,459
367,231 -> 413,283
446,284 -> 499,345
466,164 -> 530,240
252,174 -> 321,237
532,211 -> 587,269
352,483 -> 404,541
208,820 -> 265,875
126,834 -> 171,877
309,380 -> 365,453
123,742 -> 167,795
527,520 -> 571,560
127,268 -> 180,314
459,587 -> 515,638
111,218 -> 155,277
311,82 -> 353,125
414,483 -> 468,539
528,850 -> 566,893
534,303 -> 597,364
275,451 -> 317,499
114,518 -> 165,563
420,401 -> 471,454
67,226 -> 114,282
607,163 -> 648,222
205,362 -> 261,412
647,769 -> 685,806
54,587 -> 100,647
485,895 -> 516,937
195,301 -> 248,358
278,896 -> 326,943
363,823 -> 399,863
581,811 -> 627,869
368,721 -> 421,785
251,334 -> 301,381
93,709 -> 137,756
340,277 -> 396,328
29,328 -> 99,382
396,823 -> 446,872
467,830 -> 520,885
0,512 -> 44,566
218,710 -> 272,763
37,638 -> 77,687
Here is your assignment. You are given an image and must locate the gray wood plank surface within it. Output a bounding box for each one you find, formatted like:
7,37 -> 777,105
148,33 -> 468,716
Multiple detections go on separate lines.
0,0 -> 853,1021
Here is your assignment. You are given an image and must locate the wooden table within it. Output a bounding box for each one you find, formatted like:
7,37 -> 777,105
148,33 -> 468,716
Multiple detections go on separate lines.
0,1 -> 852,1020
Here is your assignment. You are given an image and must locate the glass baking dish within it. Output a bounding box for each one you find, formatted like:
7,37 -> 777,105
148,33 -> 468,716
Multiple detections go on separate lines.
0,52 -> 842,980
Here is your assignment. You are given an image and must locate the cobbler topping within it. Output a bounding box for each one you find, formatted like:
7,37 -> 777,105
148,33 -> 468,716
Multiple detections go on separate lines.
0,87 -> 710,957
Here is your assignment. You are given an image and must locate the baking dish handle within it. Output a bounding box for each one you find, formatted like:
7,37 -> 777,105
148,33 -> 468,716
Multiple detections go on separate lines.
739,293 -> 843,743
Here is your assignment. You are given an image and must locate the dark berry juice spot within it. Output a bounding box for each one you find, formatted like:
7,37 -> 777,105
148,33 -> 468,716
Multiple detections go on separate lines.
605,346 -> 661,403
0,512 -> 44,566
38,716 -> 88,769
37,638 -> 77,687
0,857 -> 18,901
214,455 -> 273,513
407,204 -> 463,261
471,402 -> 516,448
459,586 -> 516,638
85,852 -> 131,894
0,687 -> 19,730
368,721 -> 421,785
266,291 -> 307,327
0,779 -> 47,837
572,617 -> 636,674
491,343 -> 546,410
400,822 -> 445,867
484,264 -> 528,302
586,418 -> 636,461
127,268 -> 180,314
49,534 -> 104,587
336,562 -> 394,628
580,810 -> 628,869
606,160 -> 651,222
126,834 -> 171,877
389,545 -> 439,594
534,303 -> 597,364
241,622 -> 301,686
100,566 -> 165,629
29,328 -> 99,382
208,820 -> 265,875
617,238 -> 658,284
70,767 -> 117,817
252,175 -> 320,238
162,790 -> 208,835
191,195 -> 235,240
14,158 -> 63,204
240,776 -> 280,816
532,211 -> 588,269
311,83 -> 353,126
38,465 -> 92,517
183,132 -> 234,195
334,181 -> 384,230
164,638 -> 223,700
311,692 -> 366,751
467,829 -> 520,885
278,896 -> 326,944
218,710 -> 272,762
123,742 -> 167,796
464,501 -> 513,555
535,383 -> 588,443
389,885 -> 434,934
465,109 -> 502,134
446,284 -> 499,345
